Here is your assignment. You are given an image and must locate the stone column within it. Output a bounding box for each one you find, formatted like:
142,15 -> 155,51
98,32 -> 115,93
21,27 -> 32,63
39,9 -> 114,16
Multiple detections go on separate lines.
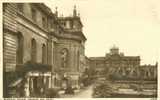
44,76 -> 46,86
148,69 -> 151,78
48,76 -> 51,88
29,77 -> 33,94
24,77 -> 30,97
47,38 -> 52,65
154,67 -> 157,79
122,67 -> 126,76
47,35 -> 57,88
47,36 -> 56,65
51,40 -> 57,88
51,74 -> 55,88
144,69 -> 147,79
137,67 -> 140,79
129,68 -> 134,78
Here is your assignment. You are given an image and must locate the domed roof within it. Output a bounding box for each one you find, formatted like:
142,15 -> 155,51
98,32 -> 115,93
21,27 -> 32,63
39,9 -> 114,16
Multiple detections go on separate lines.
110,45 -> 119,50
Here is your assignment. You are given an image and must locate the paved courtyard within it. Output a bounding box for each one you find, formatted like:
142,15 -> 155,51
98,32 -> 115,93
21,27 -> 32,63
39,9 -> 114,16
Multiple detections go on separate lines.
61,85 -> 94,98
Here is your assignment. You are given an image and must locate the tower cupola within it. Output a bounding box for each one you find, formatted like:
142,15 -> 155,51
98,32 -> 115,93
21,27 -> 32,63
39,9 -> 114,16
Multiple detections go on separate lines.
110,45 -> 119,55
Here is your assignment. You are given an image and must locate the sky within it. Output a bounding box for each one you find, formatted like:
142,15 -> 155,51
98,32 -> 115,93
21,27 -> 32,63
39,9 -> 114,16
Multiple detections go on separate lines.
45,0 -> 160,65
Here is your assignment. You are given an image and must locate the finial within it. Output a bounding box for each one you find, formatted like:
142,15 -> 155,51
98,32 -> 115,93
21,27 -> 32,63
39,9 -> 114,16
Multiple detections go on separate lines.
73,5 -> 77,17
55,6 -> 58,17
112,44 -> 118,49
61,14 -> 63,17
78,12 -> 80,17
74,5 -> 76,10
156,61 -> 158,67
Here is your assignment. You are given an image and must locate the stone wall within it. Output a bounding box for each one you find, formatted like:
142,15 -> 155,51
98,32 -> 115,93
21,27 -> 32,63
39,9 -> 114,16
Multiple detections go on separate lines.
55,39 -> 82,72
3,3 -> 18,72
3,3 -> 87,94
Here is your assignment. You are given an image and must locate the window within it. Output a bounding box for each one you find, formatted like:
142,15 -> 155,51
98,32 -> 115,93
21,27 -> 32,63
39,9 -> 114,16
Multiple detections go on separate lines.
17,3 -> 24,13
42,17 -> 46,28
31,8 -> 37,22
31,38 -> 37,62
16,33 -> 24,64
42,44 -> 47,64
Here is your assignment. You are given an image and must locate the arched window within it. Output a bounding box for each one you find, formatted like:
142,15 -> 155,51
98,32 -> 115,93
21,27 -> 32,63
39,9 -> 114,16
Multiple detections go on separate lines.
31,38 -> 37,62
16,33 -> 24,64
61,48 -> 68,68
42,44 -> 47,64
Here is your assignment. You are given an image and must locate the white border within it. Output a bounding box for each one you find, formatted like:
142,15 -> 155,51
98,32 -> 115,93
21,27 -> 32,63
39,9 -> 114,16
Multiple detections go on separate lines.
0,0 -> 159,99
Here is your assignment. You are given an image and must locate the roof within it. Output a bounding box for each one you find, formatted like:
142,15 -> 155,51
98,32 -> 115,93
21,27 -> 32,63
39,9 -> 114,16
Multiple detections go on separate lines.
58,16 -> 83,27
121,56 -> 140,60
70,31 -> 87,41
105,54 -> 140,60
89,55 -> 140,61
85,56 -> 90,60
89,57 -> 105,61
33,3 -> 55,17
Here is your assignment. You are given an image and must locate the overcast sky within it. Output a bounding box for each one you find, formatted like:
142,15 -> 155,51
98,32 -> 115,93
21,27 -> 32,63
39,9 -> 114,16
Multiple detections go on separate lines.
45,0 -> 160,65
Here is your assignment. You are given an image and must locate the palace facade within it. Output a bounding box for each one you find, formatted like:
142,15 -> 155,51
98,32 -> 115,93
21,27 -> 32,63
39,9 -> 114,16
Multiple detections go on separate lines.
89,46 -> 157,81
89,46 -> 157,97
3,3 -> 87,97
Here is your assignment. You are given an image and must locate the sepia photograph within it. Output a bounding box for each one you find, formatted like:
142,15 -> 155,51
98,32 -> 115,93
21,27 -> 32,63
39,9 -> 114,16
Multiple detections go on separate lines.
2,0 -> 159,98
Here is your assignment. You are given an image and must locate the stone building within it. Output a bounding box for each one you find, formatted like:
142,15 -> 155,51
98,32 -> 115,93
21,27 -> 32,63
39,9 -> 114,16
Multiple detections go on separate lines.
52,5 -> 86,89
3,3 -> 87,97
89,46 -> 157,81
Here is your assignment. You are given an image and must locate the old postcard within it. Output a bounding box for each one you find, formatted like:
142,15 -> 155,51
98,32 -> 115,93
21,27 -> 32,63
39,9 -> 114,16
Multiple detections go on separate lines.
1,0 -> 159,99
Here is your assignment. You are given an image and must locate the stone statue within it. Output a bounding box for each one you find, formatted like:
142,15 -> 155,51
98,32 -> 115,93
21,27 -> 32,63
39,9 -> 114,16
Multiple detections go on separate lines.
61,49 -> 68,68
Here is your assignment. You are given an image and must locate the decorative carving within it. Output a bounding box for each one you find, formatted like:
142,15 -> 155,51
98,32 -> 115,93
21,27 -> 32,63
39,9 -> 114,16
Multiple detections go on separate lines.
61,48 -> 68,68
